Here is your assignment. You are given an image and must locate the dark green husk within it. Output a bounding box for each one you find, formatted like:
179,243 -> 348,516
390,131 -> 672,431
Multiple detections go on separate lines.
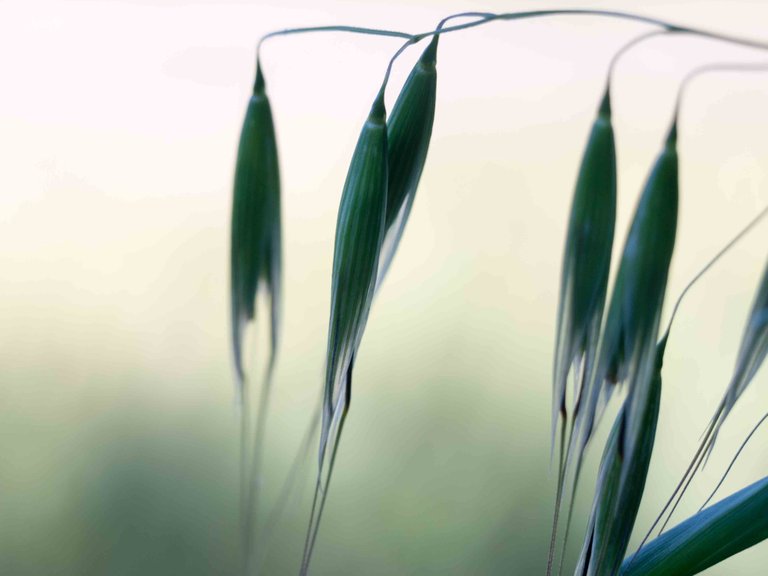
377,36 -> 439,286
230,62 -> 282,396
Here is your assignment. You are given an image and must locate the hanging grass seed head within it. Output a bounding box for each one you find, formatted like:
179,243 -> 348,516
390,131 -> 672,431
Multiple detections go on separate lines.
377,35 -> 439,286
300,88 -> 390,576
320,89 -> 389,453
302,39 -> 445,572
571,119 -> 678,478
553,87 -> 617,449
231,13 -> 768,576
230,59 -> 282,400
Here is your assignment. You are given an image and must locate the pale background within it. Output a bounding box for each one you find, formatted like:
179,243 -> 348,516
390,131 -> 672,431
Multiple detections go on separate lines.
1,1 -> 768,574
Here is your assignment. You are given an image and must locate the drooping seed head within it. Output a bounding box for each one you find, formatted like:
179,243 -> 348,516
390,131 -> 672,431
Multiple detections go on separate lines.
301,91 -> 391,576
553,87 -> 616,445
230,60 -> 282,399
377,35 -> 439,287
572,120 -> 678,476
320,91 -> 389,452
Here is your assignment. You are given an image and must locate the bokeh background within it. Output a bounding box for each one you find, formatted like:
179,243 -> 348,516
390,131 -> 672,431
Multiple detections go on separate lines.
2,1 -> 768,574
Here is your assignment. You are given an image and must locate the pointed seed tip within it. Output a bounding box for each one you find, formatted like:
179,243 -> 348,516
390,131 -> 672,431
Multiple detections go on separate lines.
599,88 -> 611,116
369,90 -> 386,123
420,35 -> 439,65
666,120 -> 678,146
254,60 -> 266,94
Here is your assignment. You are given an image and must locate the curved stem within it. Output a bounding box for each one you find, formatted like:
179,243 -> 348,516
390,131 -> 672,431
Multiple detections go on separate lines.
674,61 -> 768,119
663,203 -> 768,343
608,29 -> 673,86
261,10 -> 768,55
374,12 -> 494,108
256,10 -> 768,82
415,10 -> 768,54
258,25 -> 411,53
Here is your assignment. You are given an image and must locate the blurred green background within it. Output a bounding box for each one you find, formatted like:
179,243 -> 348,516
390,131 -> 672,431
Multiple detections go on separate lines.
2,1 -> 768,574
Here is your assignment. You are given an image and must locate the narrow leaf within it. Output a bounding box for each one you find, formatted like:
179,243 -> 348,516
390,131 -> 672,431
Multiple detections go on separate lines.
621,475 -> 768,576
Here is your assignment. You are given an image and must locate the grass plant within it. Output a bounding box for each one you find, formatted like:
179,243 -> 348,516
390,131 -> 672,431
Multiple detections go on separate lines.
231,9 -> 768,575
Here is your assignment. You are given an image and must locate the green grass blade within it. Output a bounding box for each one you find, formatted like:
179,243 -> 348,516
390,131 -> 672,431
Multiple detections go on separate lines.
621,475 -> 768,576
377,35 -> 439,286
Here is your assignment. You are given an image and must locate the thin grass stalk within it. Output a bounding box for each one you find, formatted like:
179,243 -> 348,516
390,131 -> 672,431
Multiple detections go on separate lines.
653,256 -> 768,533
655,251 -> 767,533
257,11 -> 768,81
244,358 -> 277,573
254,401 -> 321,573
301,360 -> 353,575
699,411 -> 768,511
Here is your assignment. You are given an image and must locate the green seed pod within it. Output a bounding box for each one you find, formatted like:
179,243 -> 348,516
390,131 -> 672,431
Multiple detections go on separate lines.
572,121 -> 678,476
576,336 -> 666,576
321,92 -> 388,448
553,88 -> 616,446
377,35 -> 439,285
300,93 -> 389,575
230,61 -> 282,398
